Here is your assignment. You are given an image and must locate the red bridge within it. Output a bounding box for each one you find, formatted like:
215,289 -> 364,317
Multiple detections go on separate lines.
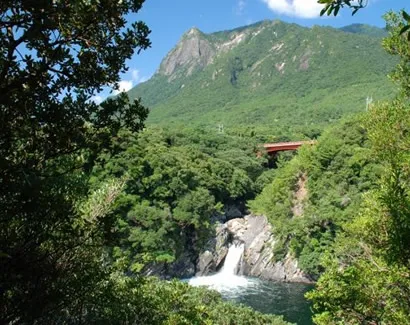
263,141 -> 316,154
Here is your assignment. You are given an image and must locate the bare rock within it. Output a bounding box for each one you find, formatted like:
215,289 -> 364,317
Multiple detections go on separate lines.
226,218 -> 246,240
227,215 -> 312,283
159,28 -> 216,78
196,250 -> 214,275
167,251 -> 196,278
143,251 -> 196,279
196,223 -> 229,276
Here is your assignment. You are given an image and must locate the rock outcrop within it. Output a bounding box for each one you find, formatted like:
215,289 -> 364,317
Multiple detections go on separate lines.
145,214 -> 311,283
157,25 -> 262,81
226,215 -> 312,283
196,223 -> 230,276
158,28 -> 216,79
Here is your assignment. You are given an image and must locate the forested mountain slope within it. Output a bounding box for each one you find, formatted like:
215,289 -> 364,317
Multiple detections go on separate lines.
128,20 -> 395,133
250,116 -> 381,278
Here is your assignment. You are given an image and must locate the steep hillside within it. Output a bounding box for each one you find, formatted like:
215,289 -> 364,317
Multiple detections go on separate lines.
339,23 -> 388,37
129,20 -> 395,135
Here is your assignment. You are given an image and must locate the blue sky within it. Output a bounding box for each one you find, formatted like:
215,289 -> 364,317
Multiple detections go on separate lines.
94,0 -> 409,102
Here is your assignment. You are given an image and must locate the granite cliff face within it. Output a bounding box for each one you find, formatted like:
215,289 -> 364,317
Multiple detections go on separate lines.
196,223 -> 230,276
158,28 -> 217,80
157,25 -> 261,81
227,215 -> 311,282
196,215 -> 312,283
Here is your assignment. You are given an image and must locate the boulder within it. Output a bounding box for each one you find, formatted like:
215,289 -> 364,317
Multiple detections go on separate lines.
197,250 -> 214,275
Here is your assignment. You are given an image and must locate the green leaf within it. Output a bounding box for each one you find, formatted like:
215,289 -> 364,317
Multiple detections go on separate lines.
403,11 -> 410,22
327,6 -> 334,16
400,25 -> 410,35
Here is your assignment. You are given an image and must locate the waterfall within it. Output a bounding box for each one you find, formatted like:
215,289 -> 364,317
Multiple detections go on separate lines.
219,242 -> 244,276
188,242 -> 254,291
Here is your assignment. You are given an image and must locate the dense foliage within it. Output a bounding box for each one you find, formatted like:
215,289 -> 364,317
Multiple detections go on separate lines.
90,126 -> 268,275
250,116 -> 381,277
0,1 -> 288,324
0,0 -> 151,322
306,11 -> 410,324
132,278 -> 291,325
3,0 -> 410,324
28,273 -> 291,324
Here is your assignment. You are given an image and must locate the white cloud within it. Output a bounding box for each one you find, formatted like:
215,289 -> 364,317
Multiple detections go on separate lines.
91,95 -> 103,104
111,69 -> 149,94
113,80 -> 133,95
130,68 -> 150,84
262,0 -> 324,19
236,0 -> 246,15
131,69 -> 140,82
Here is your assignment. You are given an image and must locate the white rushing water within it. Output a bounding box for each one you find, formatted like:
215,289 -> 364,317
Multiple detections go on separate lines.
188,243 -> 314,324
219,242 -> 244,276
188,243 -> 258,293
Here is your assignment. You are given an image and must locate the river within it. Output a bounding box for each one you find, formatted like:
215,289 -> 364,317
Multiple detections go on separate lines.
188,243 -> 314,325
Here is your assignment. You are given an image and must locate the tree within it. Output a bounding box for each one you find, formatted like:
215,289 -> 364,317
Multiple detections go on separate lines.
0,1 -> 150,322
318,0 -> 368,16
307,11 -> 410,324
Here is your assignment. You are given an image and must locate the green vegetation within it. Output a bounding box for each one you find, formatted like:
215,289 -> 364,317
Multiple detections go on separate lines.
90,127 -> 266,274
2,0 -> 410,323
305,11 -> 410,324
129,20 -> 396,134
0,1 -> 288,324
339,23 -> 387,37
135,279 -> 291,325
0,0 -> 150,322
249,11 -> 410,323
250,116 -> 381,277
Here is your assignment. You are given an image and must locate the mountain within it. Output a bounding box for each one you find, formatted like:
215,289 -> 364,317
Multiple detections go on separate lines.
128,20 -> 395,135
339,23 -> 388,37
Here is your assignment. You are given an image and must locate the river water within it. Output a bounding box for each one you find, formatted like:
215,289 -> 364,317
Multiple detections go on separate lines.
188,243 -> 314,325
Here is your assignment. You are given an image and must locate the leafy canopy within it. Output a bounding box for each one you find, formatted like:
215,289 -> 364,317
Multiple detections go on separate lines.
0,0 -> 150,322
318,0 -> 368,16
307,10 -> 410,325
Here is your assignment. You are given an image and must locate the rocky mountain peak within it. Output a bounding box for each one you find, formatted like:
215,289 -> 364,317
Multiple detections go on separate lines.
158,27 -> 216,79
128,20 -> 392,124
157,23 -> 264,80
186,27 -> 201,36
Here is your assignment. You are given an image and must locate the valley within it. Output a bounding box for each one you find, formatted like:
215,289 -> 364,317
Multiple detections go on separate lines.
3,1 -> 410,324
98,19 -> 395,323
